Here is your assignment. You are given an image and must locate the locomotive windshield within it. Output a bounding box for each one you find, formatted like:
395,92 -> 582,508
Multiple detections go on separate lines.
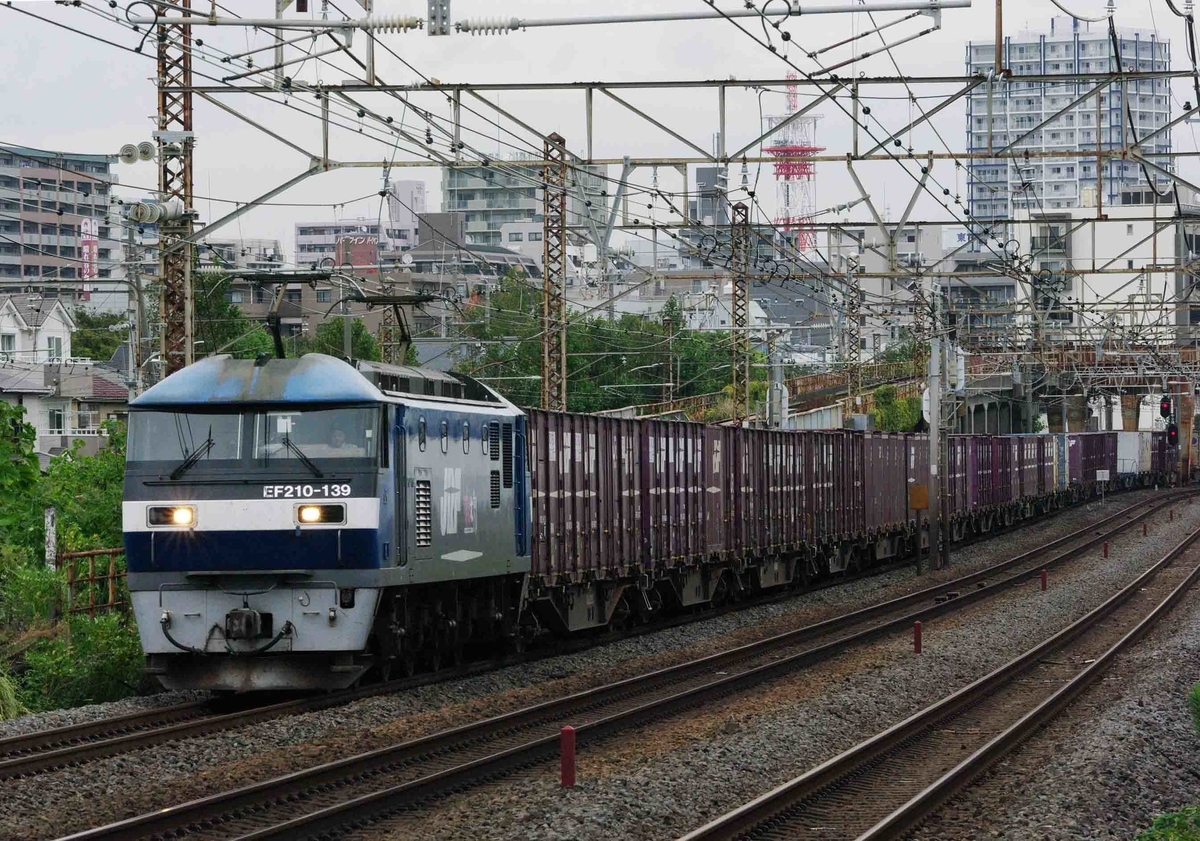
127,411 -> 243,463
254,407 -> 377,461
128,406 -> 380,472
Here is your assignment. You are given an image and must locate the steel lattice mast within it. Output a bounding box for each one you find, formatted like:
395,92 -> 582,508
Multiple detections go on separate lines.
157,0 -> 195,375
731,202 -> 751,420
541,133 -> 568,412
765,73 -> 823,252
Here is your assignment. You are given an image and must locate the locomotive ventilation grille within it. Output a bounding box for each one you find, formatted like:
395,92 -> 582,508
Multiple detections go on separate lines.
502,423 -> 513,488
415,480 -> 432,546
489,421 -> 500,461
490,471 -> 501,508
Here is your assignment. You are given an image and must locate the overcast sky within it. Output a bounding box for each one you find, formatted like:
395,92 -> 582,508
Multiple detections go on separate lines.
2,0 -> 1190,263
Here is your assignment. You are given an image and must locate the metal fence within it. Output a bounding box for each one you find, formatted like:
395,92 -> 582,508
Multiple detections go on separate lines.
57,548 -> 127,617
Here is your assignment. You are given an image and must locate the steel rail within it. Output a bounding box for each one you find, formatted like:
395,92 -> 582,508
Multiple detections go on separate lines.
0,699 -> 209,766
680,526 -> 1200,841
59,491 -> 1187,841
862,533 -> 1200,839
12,488 -> 1165,783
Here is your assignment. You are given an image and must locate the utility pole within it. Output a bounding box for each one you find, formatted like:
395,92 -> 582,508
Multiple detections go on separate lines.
156,0 -> 195,376
342,283 -> 353,361
125,225 -> 144,396
730,202 -> 751,421
928,329 -> 942,571
662,314 -> 674,405
541,132 -> 568,411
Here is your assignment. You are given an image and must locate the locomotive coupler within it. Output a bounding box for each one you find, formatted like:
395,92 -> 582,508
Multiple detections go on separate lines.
225,607 -> 263,641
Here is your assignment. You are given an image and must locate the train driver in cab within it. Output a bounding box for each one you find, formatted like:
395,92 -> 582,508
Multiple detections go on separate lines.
327,426 -> 365,457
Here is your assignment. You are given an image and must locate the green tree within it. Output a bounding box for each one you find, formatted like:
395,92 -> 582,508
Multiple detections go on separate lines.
191,271 -> 274,359
872,384 -> 923,432
456,272 -> 760,413
44,420 -> 127,551
0,403 -> 43,554
300,316 -> 381,362
71,310 -> 126,363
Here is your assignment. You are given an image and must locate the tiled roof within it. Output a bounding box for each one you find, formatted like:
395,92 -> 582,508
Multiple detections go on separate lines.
90,371 -> 128,401
0,364 -> 52,394
0,296 -> 72,329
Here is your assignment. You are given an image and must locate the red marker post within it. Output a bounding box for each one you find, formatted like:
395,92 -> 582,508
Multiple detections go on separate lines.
1103,541 -> 1109,558
913,620 -> 922,654
1144,522 -> 1149,536
1040,569 -> 1047,591
560,725 -> 576,788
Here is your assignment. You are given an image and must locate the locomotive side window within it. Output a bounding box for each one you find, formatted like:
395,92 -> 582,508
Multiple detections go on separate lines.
379,407 -> 389,468
418,417 -> 426,451
440,420 -> 449,454
462,421 -> 470,454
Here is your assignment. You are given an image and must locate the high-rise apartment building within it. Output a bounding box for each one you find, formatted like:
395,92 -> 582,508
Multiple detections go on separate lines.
295,180 -> 427,269
966,18 -> 1171,221
441,156 -> 606,247
0,145 -> 126,312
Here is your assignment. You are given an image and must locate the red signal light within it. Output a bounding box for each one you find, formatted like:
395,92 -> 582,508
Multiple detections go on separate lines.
1167,423 -> 1179,445
1161,396 -> 1172,418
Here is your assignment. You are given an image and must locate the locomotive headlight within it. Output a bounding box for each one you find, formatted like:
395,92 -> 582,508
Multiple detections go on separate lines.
295,504 -> 346,525
148,505 -> 196,527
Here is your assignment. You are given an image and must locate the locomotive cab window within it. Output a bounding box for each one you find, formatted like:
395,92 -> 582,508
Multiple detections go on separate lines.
440,420 -> 449,454
418,417 -> 426,451
462,421 -> 470,454
127,411 -> 243,464
254,407 -> 377,462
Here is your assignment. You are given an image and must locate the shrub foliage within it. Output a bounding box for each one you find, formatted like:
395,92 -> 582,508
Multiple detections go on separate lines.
0,402 -> 143,718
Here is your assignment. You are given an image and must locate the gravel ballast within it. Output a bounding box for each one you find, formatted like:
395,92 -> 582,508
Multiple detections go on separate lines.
916,568 -> 1200,841
0,488 -> 1181,840
349,497 -> 1200,841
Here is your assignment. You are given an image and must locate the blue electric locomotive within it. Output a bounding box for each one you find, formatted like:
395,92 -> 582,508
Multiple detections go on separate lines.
124,354 -> 528,691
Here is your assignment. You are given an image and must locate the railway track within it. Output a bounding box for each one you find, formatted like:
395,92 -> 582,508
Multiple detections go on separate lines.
679,528 -> 1200,841
59,491 -> 1190,841
11,490 -> 1164,785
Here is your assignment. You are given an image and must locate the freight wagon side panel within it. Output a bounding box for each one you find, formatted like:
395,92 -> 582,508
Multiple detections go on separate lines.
703,426 -> 726,557
906,434 -> 930,524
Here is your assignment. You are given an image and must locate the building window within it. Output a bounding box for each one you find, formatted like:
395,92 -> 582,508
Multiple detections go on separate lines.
1128,259 -> 1135,269
316,289 -> 331,303
47,407 -> 64,434
285,290 -> 302,303
254,286 -> 266,304
0,334 -> 13,356
226,290 -> 244,304
508,232 -> 523,242
47,336 -> 63,361
1127,224 -> 1134,235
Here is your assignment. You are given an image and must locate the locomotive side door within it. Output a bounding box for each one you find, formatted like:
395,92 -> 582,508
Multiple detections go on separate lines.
394,405 -> 408,569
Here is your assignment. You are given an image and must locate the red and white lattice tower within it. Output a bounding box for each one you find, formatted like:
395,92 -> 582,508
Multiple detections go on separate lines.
764,73 -> 822,252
